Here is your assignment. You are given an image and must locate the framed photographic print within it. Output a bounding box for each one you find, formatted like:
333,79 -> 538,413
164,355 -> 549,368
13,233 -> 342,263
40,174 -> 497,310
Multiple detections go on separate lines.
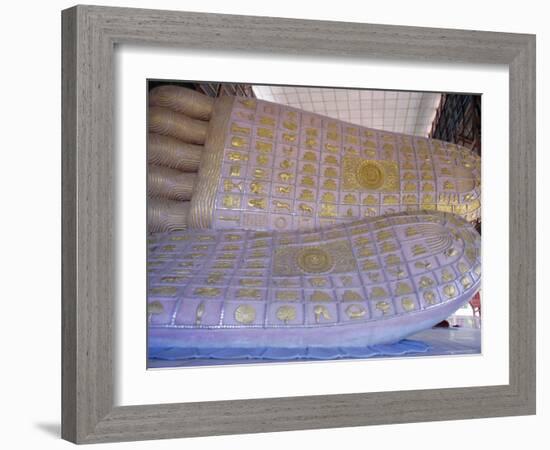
145,81 -> 483,369
62,5 -> 535,444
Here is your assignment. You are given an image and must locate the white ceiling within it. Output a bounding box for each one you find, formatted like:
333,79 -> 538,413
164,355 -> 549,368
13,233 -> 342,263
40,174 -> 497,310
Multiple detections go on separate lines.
252,86 -> 441,138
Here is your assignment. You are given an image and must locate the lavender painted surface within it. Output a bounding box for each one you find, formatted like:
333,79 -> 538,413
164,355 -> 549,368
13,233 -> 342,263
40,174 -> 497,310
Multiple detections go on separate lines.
147,328 -> 481,367
147,211 -> 481,354
148,339 -> 431,362
208,96 -> 481,232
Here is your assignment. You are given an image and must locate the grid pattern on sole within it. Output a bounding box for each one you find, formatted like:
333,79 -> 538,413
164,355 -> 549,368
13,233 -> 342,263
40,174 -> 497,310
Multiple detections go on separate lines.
212,98 -> 481,232
147,212 -> 481,330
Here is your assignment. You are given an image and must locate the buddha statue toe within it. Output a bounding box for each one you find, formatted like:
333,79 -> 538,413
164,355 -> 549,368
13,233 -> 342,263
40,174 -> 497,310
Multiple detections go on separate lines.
147,86 -> 481,233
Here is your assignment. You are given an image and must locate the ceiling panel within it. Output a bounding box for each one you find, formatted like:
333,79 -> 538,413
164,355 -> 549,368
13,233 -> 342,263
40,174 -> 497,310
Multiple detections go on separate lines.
252,85 -> 441,137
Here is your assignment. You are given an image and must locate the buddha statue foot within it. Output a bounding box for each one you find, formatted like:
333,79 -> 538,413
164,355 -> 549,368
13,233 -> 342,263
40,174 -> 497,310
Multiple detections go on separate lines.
147,211 -> 481,349
147,86 -> 481,233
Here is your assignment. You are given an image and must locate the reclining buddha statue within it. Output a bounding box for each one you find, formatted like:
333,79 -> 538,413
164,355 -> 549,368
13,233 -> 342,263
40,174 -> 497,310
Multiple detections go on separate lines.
146,85 -> 481,357
147,85 -> 480,233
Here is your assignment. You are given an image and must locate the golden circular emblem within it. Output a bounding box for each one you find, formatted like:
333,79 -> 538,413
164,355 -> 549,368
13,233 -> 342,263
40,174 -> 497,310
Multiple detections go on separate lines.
401,297 -> 416,312
423,291 -> 436,305
443,284 -> 457,299
345,304 -> 366,320
276,305 -> 297,324
234,304 -> 256,324
356,160 -> 384,190
296,247 -> 333,274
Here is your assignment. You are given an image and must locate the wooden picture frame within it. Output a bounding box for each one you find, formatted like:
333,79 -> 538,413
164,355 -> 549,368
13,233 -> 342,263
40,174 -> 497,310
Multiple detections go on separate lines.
62,5 -> 536,443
